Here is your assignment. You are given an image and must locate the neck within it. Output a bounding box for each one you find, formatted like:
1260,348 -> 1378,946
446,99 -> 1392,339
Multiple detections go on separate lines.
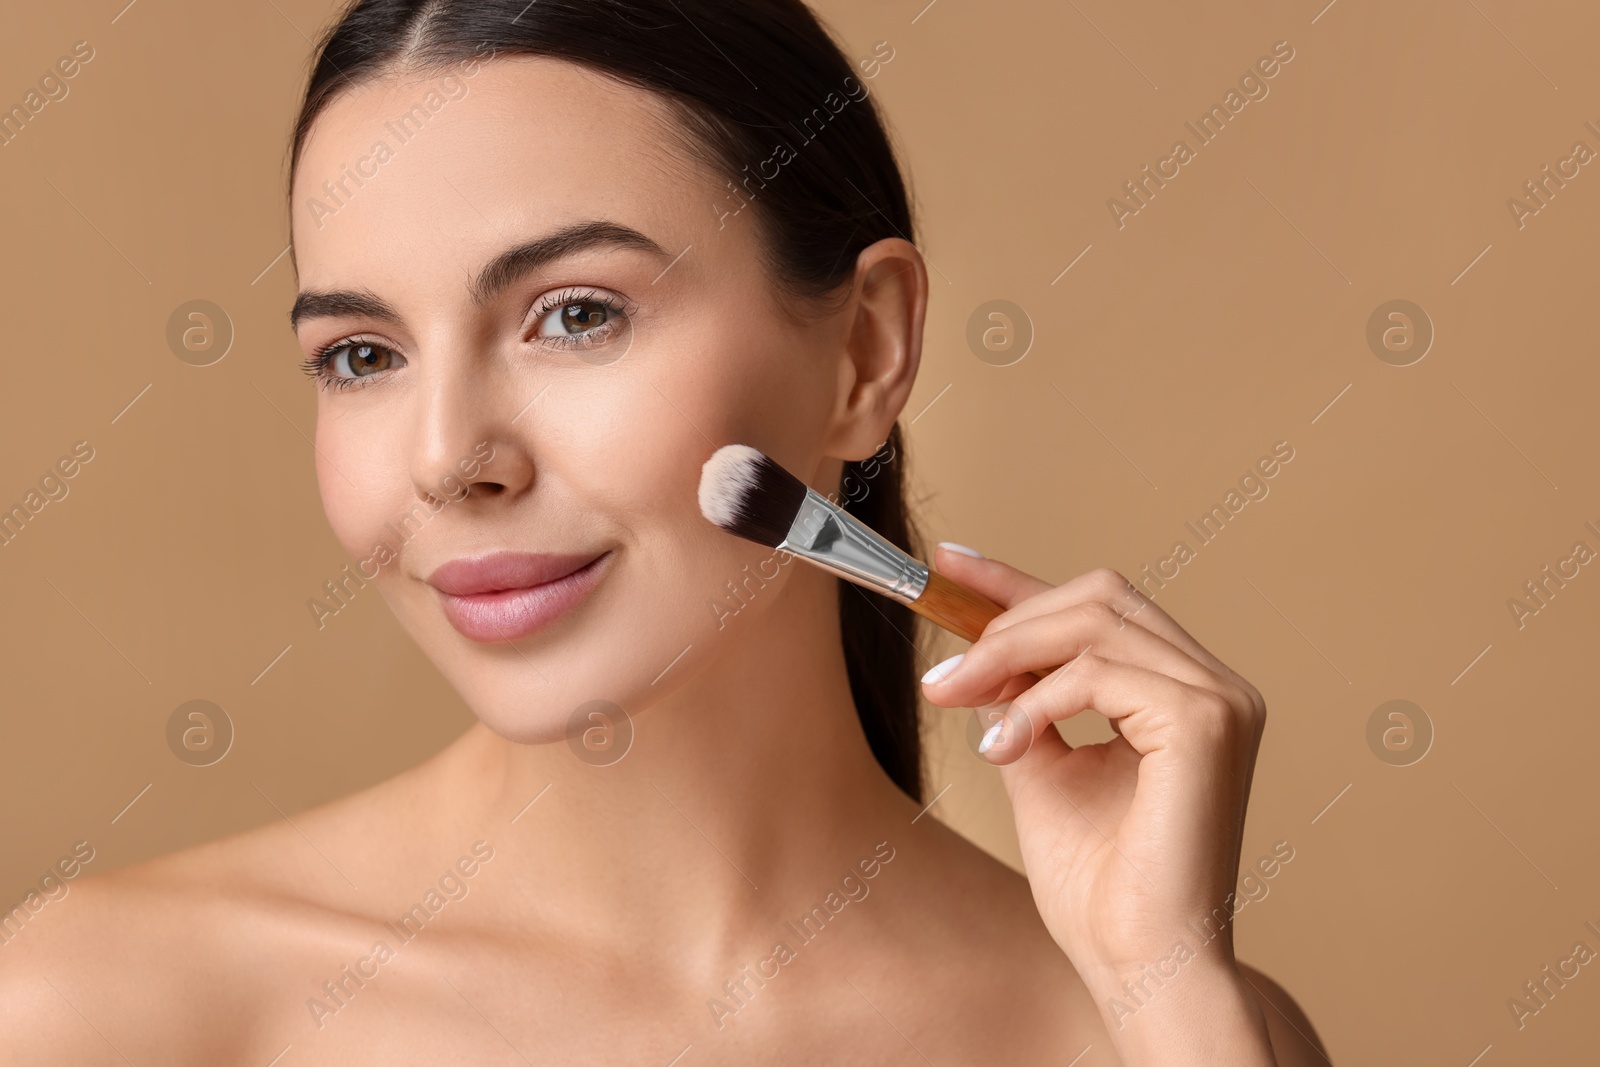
421,560 -> 918,969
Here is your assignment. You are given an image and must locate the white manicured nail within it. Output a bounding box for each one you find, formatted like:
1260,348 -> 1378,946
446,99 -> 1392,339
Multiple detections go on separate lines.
938,541 -> 985,559
921,653 -> 964,685
978,721 -> 1004,754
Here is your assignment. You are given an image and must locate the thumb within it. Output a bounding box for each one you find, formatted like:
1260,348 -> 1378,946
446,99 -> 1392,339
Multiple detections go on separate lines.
932,543 -> 1053,612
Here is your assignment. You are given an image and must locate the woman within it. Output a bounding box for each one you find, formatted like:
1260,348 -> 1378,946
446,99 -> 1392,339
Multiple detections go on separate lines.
2,1 -> 1328,1062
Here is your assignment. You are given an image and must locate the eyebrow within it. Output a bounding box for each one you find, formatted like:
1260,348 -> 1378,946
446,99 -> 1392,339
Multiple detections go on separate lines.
288,289 -> 401,331
288,219 -> 670,330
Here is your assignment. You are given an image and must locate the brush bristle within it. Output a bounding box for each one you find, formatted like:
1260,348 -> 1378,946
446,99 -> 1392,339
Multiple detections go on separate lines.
698,444 -> 808,548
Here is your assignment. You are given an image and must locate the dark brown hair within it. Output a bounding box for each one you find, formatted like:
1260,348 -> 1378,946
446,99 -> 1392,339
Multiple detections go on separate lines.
288,0 -> 926,801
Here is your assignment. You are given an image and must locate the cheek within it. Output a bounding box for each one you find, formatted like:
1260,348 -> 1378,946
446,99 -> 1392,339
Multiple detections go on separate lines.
547,372 -> 718,558
547,357 -> 806,615
575,385 -> 688,484
549,309 -> 798,511
314,406 -> 412,561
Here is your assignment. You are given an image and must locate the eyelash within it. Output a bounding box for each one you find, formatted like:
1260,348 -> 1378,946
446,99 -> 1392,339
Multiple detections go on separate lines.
300,287 -> 634,392
300,337 -> 388,392
528,287 -> 632,349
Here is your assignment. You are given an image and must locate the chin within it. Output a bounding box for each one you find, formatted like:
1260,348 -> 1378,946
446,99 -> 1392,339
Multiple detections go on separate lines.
396,553 -> 717,751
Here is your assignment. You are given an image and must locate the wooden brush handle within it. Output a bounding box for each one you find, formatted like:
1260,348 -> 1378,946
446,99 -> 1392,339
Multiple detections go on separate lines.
908,568 -> 1051,681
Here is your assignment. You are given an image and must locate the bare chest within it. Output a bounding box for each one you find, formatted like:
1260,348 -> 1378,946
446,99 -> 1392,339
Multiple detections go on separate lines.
239,927 -> 1114,1067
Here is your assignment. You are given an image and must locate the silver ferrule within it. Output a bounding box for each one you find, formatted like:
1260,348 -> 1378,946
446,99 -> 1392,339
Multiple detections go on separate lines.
777,487 -> 929,603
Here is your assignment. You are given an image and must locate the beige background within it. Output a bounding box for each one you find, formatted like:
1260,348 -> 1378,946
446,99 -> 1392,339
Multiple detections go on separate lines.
3,0 -> 1597,1062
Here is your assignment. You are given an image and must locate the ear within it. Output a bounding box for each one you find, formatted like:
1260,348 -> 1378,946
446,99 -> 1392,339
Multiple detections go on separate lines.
823,237 -> 928,461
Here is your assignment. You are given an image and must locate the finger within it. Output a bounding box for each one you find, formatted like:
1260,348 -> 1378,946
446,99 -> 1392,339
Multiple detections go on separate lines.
928,554 -> 1264,719
971,566 -> 1263,712
959,671 -> 1035,711
921,599 -> 1238,711
930,545 -> 1054,611
980,651 -> 1261,772
983,700 -> 1074,772
978,568 -> 1152,637
958,672 -> 1046,733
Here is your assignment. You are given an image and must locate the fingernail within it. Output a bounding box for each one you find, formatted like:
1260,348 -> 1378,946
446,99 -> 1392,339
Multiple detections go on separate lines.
938,541 -> 985,559
978,721 -> 1004,754
921,653 -> 965,685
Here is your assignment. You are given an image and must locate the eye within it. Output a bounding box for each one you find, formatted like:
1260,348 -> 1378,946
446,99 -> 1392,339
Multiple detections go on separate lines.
539,299 -> 610,337
302,338 -> 407,390
529,287 -> 630,350
333,342 -> 403,378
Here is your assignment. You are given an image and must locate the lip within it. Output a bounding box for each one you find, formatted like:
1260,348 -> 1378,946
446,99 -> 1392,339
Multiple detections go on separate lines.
427,549 -> 611,643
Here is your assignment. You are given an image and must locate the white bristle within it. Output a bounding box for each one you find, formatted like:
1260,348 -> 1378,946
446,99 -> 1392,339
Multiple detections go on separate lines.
698,444 -> 766,529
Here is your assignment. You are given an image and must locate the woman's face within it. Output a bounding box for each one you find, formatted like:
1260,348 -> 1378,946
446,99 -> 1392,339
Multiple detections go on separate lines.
289,56 -> 851,740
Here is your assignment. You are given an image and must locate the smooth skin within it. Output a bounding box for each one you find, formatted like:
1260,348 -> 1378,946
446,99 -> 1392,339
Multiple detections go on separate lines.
0,57 -> 1327,1064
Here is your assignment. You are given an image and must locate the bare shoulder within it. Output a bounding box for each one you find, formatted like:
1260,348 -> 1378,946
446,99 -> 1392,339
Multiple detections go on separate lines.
1237,960 -> 1331,1065
0,783 -> 407,1066
882,802 -> 1108,1059
889,797 -> 1066,966
890,796 -> 1332,1064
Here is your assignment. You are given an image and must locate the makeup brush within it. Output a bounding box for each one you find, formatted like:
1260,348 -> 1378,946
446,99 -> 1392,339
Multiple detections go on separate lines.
698,444 -> 1048,679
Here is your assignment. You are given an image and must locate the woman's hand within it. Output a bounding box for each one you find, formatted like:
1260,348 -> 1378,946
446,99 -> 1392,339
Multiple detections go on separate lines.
920,547 -> 1279,1065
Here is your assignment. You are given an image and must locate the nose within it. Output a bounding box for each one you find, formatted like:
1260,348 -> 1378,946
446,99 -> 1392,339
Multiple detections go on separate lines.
407,352 -> 535,507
